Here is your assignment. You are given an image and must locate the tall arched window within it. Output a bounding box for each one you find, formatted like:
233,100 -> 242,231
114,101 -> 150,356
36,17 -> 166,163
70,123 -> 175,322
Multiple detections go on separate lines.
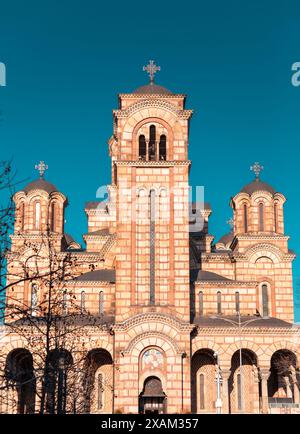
50,202 -> 56,232
199,373 -> 205,410
34,201 -> 41,230
259,203 -> 264,231
237,373 -> 242,410
274,203 -> 278,233
217,291 -> 222,315
243,204 -> 248,233
31,284 -> 38,316
20,202 -> 25,231
159,134 -> 166,161
63,291 -> 68,315
148,125 -> 156,161
138,135 -> 146,160
199,291 -> 203,316
80,291 -> 86,313
99,291 -> 104,315
262,284 -> 269,317
235,291 -> 240,314
98,373 -> 104,410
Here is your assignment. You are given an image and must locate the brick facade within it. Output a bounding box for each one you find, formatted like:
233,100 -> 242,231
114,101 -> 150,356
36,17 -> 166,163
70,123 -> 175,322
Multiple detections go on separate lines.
1,77 -> 299,414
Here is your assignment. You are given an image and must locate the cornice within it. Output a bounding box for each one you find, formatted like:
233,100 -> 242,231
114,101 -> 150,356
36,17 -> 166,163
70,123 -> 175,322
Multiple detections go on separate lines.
118,93 -> 187,98
115,160 -> 191,167
66,280 -> 115,287
195,280 -> 257,287
235,234 -> 290,241
195,326 -> 300,335
10,233 -> 63,241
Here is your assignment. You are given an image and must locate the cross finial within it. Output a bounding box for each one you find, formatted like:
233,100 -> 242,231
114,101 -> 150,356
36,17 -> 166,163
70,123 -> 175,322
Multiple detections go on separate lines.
143,60 -> 161,83
227,218 -> 234,232
35,160 -> 48,179
250,161 -> 264,180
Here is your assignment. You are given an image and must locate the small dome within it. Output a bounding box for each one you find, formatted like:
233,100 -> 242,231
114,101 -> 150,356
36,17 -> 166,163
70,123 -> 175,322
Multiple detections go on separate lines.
240,179 -> 276,196
218,232 -> 234,245
133,82 -> 173,95
76,269 -> 116,283
190,269 -> 231,282
23,179 -> 58,194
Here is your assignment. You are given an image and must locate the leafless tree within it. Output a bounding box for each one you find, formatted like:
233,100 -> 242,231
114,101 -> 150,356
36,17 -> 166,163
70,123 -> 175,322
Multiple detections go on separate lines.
0,229 -> 110,414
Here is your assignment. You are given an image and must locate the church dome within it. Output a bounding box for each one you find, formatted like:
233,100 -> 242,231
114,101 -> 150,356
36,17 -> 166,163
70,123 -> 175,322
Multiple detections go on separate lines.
218,232 -> 234,245
23,179 -> 58,194
133,82 -> 173,95
240,179 -> 276,196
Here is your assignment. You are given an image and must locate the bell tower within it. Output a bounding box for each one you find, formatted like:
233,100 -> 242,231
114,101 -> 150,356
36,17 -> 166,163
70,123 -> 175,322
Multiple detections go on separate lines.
111,61 -> 193,322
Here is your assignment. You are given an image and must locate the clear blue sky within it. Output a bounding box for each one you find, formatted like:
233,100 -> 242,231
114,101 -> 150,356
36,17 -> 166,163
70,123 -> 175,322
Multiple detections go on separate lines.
1,1 -> 300,319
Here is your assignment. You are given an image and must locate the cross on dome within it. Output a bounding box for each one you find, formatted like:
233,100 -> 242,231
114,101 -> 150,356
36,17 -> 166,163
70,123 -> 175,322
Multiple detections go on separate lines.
35,160 -> 48,179
227,218 -> 234,232
143,60 -> 161,83
250,162 -> 264,180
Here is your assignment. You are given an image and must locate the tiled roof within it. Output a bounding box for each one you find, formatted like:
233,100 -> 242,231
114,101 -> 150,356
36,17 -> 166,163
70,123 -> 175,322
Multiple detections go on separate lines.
194,315 -> 293,328
133,82 -> 173,95
23,179 -> 58,194
240,179 -> 276,195
76,269 -> 116,283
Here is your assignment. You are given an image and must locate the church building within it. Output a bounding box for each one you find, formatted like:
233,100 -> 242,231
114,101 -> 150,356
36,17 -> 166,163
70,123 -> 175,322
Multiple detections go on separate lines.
1,62 -> 299,414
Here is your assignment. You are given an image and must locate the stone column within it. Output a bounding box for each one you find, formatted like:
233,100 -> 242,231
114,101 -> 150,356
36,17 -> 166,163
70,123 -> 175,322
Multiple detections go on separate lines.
253,366 -> 261,414
260,369 -> 270,414
290,369 -> 300,405
221,369 -> 231,414
34,373 -> 43,414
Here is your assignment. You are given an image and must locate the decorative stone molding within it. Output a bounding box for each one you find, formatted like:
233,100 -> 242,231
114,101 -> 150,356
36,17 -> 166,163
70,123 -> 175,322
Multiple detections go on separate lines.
124,331 -> 182,355
114,160 -> 191,167
113,99 -> 192,120
112,312 -> 194,333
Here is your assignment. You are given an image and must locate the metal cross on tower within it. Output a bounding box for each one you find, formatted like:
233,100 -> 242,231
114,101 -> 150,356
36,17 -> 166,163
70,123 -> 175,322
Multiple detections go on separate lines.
227,218 -> 234,232
35,160 -> 48,179
143,60 -> 161,83
250,162 -> 264,180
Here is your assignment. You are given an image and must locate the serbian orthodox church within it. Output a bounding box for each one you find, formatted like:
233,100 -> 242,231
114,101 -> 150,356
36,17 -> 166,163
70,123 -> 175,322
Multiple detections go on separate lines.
0,62 -> 299,414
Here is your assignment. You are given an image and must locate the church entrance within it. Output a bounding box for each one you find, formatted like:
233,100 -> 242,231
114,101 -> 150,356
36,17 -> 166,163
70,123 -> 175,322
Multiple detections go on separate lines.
139,376 -> 167,414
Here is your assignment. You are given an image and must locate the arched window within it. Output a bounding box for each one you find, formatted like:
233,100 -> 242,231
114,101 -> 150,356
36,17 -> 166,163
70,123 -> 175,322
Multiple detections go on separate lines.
237,373 -> 242,410
235,291 -> 240,314
199,373 -> 205,410
62,291 -> 68,315
50,202 -> 56,232
159,134 -> 166,161
138,135 -> 146,160
274,203 -> 278,232
262,284 -> 269,317
80,291 -> 86,313
199,291 -> 203,316
20,202 -> 25,231
31,284 -> 38,316
34,201 -> 41,230
217,291 -> 222,315
243,204 -> 248,233
99,291 -> 104,315
259,203 -> 264,231
98,373 -> 104,410
148,125 -> 156,161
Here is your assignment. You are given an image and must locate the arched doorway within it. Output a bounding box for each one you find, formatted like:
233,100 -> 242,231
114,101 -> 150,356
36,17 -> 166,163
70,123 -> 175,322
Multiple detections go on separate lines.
191,349 -> 217,413
139,376 -> 166,414
268,349 -> 298,404
229,349 -> 260,413
83,349 -> 113,414
45,349 -> 73,414
5,348 -> 36,414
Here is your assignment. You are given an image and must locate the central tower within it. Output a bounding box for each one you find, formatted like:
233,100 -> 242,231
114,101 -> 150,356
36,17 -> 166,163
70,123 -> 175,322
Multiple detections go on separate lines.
111,62 -> 193,323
